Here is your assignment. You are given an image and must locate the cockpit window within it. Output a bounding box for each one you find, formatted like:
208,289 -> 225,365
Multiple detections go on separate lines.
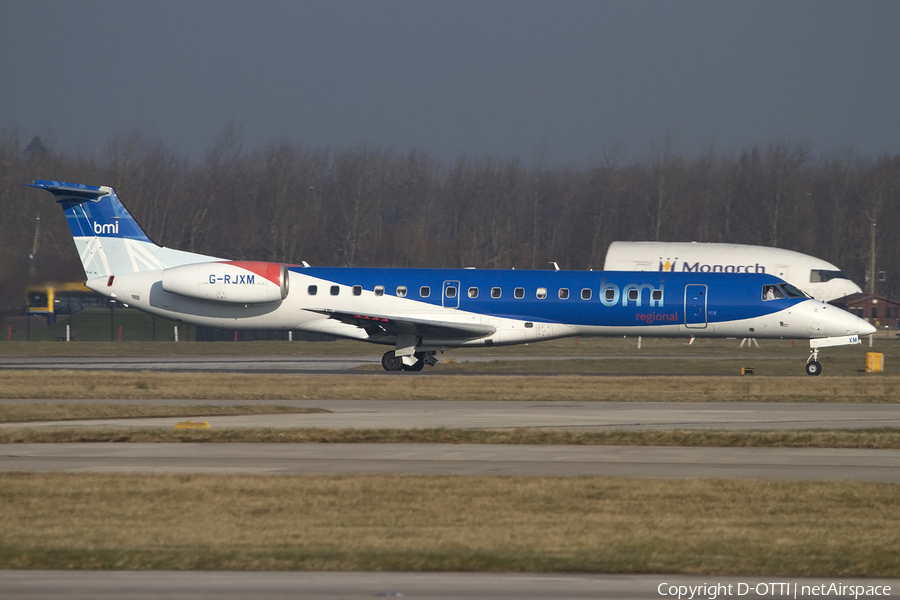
810,269 -> 847,283
780,283 -> 807,298
762,285 -> 785,301
763,283 -> 807,300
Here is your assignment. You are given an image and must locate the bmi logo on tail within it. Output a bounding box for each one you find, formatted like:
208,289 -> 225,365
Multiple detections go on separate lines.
93,221 -> 119,235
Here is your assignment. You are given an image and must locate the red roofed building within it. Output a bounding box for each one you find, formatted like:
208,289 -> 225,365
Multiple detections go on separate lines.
830,293 -> 900,330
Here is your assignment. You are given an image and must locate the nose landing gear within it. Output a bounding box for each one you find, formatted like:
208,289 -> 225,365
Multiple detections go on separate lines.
806,348 -> 822,376
805,334 -> 866,376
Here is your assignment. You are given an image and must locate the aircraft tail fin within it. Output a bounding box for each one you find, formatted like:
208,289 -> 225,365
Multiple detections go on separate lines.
30,180 -> 219,278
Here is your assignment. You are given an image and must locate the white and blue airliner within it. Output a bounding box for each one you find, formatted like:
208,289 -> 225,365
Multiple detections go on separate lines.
31,180 -> 875,375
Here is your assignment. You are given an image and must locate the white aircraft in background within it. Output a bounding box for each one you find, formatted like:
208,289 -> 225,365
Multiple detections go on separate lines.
31,180 -> 875,375
603,241 -> 863,302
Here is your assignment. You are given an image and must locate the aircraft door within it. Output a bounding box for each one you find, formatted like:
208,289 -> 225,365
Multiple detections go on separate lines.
684,284 -> 708,328
443,280 -> 460,309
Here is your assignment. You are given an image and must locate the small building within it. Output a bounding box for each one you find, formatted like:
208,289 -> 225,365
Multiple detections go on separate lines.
830,293 -> 900,330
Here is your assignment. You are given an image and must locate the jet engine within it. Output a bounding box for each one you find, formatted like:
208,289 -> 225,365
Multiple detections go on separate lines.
161,261 -> 289,304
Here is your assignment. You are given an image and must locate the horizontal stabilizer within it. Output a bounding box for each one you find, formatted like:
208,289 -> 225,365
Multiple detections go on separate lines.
28,180 -> 106,200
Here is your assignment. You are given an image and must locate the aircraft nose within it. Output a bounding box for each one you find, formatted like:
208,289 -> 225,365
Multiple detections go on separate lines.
816,301 -> 877,337
859,318 -> 877,336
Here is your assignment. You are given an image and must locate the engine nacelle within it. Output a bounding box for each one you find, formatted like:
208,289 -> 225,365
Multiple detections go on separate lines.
162,261 -> 289,304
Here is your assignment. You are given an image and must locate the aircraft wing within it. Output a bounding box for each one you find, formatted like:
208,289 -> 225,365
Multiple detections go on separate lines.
306,308 -> 496,341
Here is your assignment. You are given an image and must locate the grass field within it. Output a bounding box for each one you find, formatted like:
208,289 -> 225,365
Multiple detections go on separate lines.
1,473 -> 898,575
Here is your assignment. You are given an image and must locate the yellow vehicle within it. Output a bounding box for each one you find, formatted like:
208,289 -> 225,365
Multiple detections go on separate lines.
25,282 -> 103,315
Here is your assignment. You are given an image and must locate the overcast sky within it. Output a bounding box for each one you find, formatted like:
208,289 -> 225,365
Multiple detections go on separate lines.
3,0 -> 899,166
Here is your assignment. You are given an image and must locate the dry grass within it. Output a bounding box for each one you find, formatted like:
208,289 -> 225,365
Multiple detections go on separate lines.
4,426 -> 900,449
1,370 -> 899,402
0,472 -> 898,575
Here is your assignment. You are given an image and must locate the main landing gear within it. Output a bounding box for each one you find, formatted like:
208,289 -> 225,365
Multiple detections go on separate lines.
806,348 -> 822,376
381,350 -> 437,372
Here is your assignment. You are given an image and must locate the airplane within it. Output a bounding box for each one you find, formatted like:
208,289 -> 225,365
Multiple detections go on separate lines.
603,241 -> 863,302
30,180 -> 876,376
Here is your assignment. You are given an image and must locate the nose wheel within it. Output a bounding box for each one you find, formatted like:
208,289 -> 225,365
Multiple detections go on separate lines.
806,348 -> 822,376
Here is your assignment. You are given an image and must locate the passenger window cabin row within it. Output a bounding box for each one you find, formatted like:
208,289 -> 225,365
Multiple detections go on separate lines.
306,284 -> 663,302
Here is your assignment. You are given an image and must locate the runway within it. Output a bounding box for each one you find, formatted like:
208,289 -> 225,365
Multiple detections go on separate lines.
5,400 -> 900,431
1,571 -> 896,600
0,353 -> 774,373
0,355 -> 378,372
3,442 -> 900,482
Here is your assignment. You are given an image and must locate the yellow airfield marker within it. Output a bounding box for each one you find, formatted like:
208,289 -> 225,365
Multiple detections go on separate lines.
174,420 -> 210,429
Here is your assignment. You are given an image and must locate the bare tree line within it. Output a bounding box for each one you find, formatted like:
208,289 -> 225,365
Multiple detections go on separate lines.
1,128 -> 898,303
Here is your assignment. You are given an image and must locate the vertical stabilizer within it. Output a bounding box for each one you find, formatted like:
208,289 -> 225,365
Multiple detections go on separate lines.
30,180 -> 220,278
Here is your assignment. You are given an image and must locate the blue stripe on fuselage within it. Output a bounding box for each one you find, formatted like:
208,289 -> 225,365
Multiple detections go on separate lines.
291,267 -> 802,327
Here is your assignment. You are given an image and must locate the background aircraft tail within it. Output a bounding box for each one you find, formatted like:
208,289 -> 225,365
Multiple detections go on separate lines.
30,180 -> 219,279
